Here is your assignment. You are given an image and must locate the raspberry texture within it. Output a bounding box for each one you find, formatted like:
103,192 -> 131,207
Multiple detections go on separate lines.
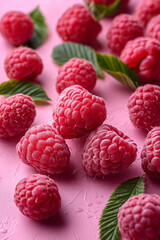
107,14 -> 143,55
56,58 -> 97,93
52,85 -> 106,139
141,127 -> 160,179
120,37 -> 160,85
16,124 -> 70,175
57,4 -> 102,44
4,47 -> 43,80
0,94 -> 36,138
82,124 -> 137,176
146,14 -> 160,43
0,11 -> 34,45
128,84 -> 160,131
135,0 -> 160,26
14,174 -> 61,220
118,193 -> 160,240
86,0 -> 129,9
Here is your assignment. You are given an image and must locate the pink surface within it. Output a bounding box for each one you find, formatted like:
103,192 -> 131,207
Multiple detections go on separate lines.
0,0 -> 160,240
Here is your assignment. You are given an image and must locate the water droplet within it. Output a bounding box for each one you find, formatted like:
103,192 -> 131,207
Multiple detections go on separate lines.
87,202 -> 93,206
75,208 -> 84,213
0,228 -> 7,233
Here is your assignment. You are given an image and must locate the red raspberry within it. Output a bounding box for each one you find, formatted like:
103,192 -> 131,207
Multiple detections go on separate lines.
141,127 -> 160,179
120,37 -> 160,85
118,193 -> 160,240
135,0 -> 160,26
82,124 -> 137,177
146,14 -> 160,43
0,94 -> 36,138
107,14 -> 143,55
0,11 -> 34,45
16,124 -> 70,175
56,58 -> 97,94
128,84 -> 160,131
14,174 -> 61,220
86,0 -> 129,10
57,4 -> 102,44
4,47 -> 43,80
52,85 -> 106,139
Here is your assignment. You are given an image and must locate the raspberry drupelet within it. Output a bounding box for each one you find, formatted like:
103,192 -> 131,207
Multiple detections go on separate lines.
52,85 -> 106,139
56,58 -> 97,93
107,14 -> 143,55
141,126 -> 160,179
57,4 -> 102,44
14,174 -> 61,220
146,14 -> 160,43
118,193 -> 160,240
0,94 -> 36,138
4,46 -> 43,80
0,11 -> 34,45
16,124 -> 70,175
120,37 -> 160,85
82,124 -> 137,177
128,84 -> 160,131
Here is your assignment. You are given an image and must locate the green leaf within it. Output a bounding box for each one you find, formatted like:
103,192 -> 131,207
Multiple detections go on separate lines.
0,79 -> 50,101
52,42 -> 104,79
85,0 -> 121,20
27,7 -> 48,49
96,53 -> 140,90
99,176 -> 145,240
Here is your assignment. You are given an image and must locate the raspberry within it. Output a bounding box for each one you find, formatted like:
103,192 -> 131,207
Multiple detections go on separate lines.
141,127 -> 160,179
82,124 -> 137,177
120,37 -> 160,85
0,94 -> 36,138
107,14 -> 143,55
0,11 -> 34,45
52,85 -> 106,139
86,0 -> 129,10
146,14 -> 160,43
4,47 -> 43,80
16,124 -> 70,175
128,84 -> 160,131
118,193 -> 160,240
56,58 -> 97,94
135,0 -> 160,26
14,174 -> 61,220
57,4 -> 102,44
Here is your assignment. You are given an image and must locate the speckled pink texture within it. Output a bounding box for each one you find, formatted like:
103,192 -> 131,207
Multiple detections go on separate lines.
0,0 -> 160,240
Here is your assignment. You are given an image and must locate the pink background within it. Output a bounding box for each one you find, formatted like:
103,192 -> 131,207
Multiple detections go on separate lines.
0,0 -> 160,240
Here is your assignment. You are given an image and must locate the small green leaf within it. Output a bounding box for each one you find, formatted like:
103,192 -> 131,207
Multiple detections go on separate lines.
85,0 -> 121,20
52,42 -> 104,79
96,53 -> 140,90
27,7 -> 48,49
99,176 -> 145,240
0,79 -> 50,101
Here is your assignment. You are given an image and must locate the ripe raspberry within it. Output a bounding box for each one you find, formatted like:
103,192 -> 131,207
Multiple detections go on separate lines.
146,14 -> 160,43
56,58 -> 97,94
141,127 -> 160,179
120,37 -> 160,85
82,124 -> 137,177
0,94 -> 36,138
52,85 -> 106,139
135,0 -> 160,26
4,47 -> 43,80
57,4 -> 102,44
118,193 -> 160,240
16,124 -> 70,175
0,11 -> 34,45
14,174 -> 61,220
86,0 -> 129,10
107,14 -> 143,55
128,84 -> 160,131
